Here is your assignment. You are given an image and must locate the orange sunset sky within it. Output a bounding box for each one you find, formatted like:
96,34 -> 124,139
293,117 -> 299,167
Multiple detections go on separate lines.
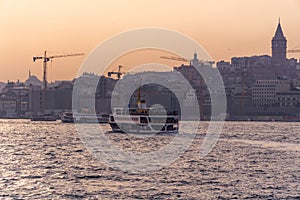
1,0 -> 300,82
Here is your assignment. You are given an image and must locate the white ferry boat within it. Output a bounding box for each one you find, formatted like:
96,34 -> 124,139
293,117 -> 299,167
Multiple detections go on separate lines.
31,113 -> 57,121
108,89 -> 179,133
61,112 -> 109,123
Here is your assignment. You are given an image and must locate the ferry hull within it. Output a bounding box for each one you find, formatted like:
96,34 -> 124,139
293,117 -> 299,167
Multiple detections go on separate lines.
108,122 -> 178,134
74,118 -> 108,124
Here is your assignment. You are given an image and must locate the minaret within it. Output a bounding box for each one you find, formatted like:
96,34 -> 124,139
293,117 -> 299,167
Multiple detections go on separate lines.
272,18 -> 287,65
191,52 -> 199,66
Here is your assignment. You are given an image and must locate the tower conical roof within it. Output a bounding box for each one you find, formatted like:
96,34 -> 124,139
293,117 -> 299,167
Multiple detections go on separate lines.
273,20 -> 286,40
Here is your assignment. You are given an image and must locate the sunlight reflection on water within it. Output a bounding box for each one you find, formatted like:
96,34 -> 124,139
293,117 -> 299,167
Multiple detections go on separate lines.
0,119 -> 299,199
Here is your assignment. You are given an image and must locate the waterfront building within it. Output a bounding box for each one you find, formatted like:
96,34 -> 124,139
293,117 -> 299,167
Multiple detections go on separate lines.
250,79 -> 300,116
0,95 -> 17,118
0,81 -> 30,118
252,79 -> 291,107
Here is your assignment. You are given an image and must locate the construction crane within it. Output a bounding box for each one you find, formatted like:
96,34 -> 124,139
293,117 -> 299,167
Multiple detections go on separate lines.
160,55 -> 215,65
108,65 -> 125,80
33,51 -> 84,89
160,56 -> 189,62
287,49 -> 300,53
287,45 -> 300,54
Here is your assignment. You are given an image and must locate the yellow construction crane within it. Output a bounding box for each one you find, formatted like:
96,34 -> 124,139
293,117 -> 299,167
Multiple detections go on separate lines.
108,65 -> 125,80
33,51 -> 84,89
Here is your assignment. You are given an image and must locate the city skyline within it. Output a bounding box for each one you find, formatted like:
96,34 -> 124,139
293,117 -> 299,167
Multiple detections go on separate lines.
1,0 -> 300,82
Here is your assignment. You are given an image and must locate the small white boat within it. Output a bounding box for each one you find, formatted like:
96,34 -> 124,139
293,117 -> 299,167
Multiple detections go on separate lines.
61,112 -> 109,123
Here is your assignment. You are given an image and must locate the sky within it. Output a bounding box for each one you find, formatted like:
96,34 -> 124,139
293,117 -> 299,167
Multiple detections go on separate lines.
1,0 -> 300,82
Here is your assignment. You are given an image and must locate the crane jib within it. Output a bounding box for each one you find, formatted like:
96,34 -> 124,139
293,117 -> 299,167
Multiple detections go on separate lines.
32,51 -> 84,89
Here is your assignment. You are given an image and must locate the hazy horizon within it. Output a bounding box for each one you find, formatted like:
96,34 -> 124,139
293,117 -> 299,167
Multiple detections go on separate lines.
1,0 -> 300,82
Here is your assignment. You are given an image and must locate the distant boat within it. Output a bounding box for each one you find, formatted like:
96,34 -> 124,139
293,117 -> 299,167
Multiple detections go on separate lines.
61,112 -> 109,123
109,88 -> 179,134
31,113 -> 57,121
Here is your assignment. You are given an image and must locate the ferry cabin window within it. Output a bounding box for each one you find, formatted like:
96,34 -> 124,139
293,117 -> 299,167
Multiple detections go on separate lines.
131,117 -> 138,121
151,118 -> 166,123
140,117 -> 148,123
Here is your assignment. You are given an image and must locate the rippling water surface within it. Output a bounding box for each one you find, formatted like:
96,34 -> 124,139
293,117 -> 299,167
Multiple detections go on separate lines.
0,119 -> 299,199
